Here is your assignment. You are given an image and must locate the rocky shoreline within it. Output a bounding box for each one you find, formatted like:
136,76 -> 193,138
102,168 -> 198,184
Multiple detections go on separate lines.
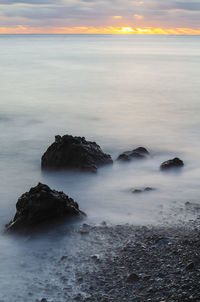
35,208 -> 200,302
73,222 -> 200,302
65,219 -> 200,302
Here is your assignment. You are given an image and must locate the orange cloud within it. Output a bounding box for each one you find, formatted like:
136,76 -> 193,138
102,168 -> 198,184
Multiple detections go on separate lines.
133,1 -> 144,5
112,16 -> 122,19
133,14 -> 144,20
0,26 -> 200,35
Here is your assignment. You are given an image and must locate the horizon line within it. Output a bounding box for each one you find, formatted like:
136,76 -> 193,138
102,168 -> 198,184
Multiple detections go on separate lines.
0,26 -> 200,35
0,33 -> 200,36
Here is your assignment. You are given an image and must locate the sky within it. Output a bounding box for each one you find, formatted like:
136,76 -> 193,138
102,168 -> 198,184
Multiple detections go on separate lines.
0,0 -> 200,34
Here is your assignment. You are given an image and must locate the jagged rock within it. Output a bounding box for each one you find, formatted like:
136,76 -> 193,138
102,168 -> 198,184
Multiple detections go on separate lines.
41,135 -> 113,172
5,183 -> 84,233
117,147 -> 149,161
160,158 -> 184,170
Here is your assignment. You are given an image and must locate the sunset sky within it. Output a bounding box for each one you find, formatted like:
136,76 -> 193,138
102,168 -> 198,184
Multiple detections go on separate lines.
0,0 -> 200,34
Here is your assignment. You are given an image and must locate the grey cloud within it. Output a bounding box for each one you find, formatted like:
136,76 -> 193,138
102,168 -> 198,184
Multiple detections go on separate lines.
0,0 -> 58,4
175,1 -> 200,11
145,0 -> 200,11
0,0 -> 199,28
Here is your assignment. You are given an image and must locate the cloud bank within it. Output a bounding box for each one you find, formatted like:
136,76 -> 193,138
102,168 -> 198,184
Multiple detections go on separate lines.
0,0 -> 199,33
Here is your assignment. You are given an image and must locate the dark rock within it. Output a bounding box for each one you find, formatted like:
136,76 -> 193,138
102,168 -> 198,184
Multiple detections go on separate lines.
160,157 -> 184,170
55,135 -> 62,143
186,262 -> 195,271
185,201 -> 191,207
5,183 -> 85,233
126,273 -> 140,282
134,147 -> 149,155
41,135 -> 113,172
60,255 -> 68,262
132,187 -> 155,194
117,147 -> 149,162
144,187 -> 154,191
91,254 -> 100,261
132,189 -> 143,194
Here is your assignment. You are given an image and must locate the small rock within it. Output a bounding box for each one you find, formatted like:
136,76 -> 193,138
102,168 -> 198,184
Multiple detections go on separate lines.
186,262 -> 195,270
73,294 -> 83,301
144,187 -> 154,191
132,189 -> 143,194
117,147 -> 149,162
77,277 -> 83,283
132,187 -> 155,194
91,254 -> 100,261
126,273 -> 140,282
60,255 -> 68,261
160,157 -> 184,170
79,229 -> 89,235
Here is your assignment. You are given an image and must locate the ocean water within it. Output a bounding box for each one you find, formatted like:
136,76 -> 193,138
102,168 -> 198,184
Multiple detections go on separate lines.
0,34 -> 200,301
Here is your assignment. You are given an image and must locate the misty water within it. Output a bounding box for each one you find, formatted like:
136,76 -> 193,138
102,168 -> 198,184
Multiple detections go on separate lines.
0,34 -> 200,301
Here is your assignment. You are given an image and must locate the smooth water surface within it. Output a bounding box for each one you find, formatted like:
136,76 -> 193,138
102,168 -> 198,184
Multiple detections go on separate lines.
0,34 -> 200,301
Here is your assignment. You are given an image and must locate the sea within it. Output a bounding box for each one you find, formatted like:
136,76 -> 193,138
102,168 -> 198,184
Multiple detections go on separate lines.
0,34 -> 200,301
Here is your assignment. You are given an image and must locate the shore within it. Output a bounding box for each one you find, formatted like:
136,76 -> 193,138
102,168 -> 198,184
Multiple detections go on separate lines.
73,222 -> 200,302
34,202 -> 200,302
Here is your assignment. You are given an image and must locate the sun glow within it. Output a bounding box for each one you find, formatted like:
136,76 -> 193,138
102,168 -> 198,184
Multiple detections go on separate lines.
121,27 -> 135,33
0,26 -> 200,35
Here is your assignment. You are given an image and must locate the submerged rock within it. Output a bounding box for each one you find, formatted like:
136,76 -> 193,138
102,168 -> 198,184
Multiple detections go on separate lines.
160,157 -> 184,170
132,187 -> 155,194
117,147 -> 149,162
41,135 -> 113,172
5,183 -> 84,233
